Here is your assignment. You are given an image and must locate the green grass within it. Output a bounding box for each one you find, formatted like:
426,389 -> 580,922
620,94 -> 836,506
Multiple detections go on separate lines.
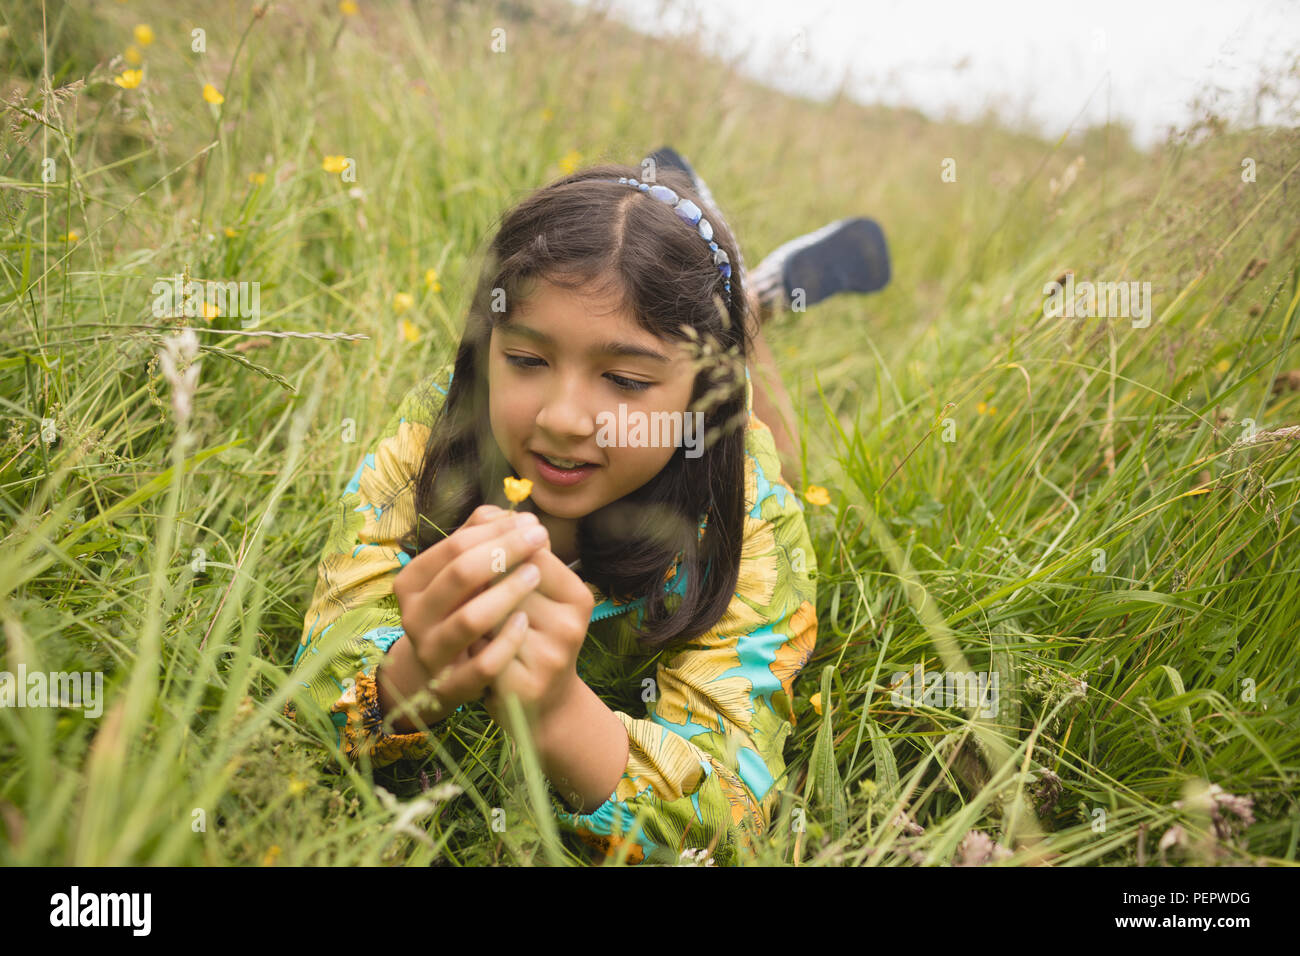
1,0 -> 1297,865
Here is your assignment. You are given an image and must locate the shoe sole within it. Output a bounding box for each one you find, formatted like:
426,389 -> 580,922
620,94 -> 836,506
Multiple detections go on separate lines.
778,217 -> 891,308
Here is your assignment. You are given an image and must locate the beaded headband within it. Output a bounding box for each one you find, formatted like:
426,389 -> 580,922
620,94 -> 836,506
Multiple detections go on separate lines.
605,176 -> 732,306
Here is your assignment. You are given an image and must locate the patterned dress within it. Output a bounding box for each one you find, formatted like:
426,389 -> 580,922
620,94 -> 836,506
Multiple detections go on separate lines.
288,360 -> 819,865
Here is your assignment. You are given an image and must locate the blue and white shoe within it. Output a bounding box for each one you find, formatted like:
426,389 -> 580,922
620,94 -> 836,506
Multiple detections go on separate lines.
645,146 -> 890,314
747,217 -> 891,313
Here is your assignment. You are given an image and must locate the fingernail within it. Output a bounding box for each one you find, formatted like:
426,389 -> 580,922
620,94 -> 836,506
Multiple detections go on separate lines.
514,511 -> 539,527
523,525 -> 548,545
511,610 -> 529,630
519,562 -> 541,585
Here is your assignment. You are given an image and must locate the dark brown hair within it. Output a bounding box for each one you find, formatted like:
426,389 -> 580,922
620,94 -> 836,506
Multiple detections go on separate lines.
399,162 -> 752,650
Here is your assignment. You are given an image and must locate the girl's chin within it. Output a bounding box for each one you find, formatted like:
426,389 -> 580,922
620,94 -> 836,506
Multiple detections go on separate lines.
530,487 -> 600,519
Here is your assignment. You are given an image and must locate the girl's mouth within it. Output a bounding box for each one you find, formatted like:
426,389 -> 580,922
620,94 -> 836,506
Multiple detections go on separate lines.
531,451 -> 599,487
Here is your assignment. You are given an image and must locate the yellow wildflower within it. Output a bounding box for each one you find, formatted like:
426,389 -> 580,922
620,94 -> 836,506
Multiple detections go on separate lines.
124,45 -> 143,66
503,476 -> 533,505
1215,359 -> 1230,373
322,155 -> 349,174
248,171 -> 267,185
261,845 -> 281,866
339,0 -> 359,14
804,485 -> 830,507
223,226 -> 238,238
399,318 -> 420,342
203,83 -> 224,105
133,24 -> 154,46
113,69 -> 143,89
287,777 -> 307,796
810,692 -> 822,716
559,149 -> 581,175
393,292 -> 414,314
424,267 -> 441,292
202,301 -> 219,320
61,231 -> 79,242
977,401 -> 987,415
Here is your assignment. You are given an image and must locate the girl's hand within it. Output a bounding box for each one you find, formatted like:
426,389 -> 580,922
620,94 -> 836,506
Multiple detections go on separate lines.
379,504 -> 550,728
482,546 -> 595,731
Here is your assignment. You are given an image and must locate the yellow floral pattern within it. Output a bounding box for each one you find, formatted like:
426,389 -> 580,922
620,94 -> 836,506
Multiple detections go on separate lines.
289,361 -> 819,866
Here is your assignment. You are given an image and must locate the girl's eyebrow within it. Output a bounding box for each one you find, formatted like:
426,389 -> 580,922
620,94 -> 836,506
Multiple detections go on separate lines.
502,322 -> 672,363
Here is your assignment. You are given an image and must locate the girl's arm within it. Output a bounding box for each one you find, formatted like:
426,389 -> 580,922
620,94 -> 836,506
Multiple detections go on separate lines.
548,405 -> 819,865
285,367 -> 452,767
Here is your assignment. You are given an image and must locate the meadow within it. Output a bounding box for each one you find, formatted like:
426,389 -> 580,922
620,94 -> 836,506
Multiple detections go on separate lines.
1,0 -> 1297,866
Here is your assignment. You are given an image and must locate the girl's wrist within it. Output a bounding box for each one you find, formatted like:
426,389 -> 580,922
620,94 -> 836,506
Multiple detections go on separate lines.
377,635 -> 454,732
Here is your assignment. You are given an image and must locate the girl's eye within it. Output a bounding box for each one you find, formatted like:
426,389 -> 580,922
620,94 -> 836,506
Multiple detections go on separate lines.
607,373 -> 652,393
506,353 -> 651,392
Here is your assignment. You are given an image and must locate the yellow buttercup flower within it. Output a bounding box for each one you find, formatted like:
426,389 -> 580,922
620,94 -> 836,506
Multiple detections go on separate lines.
202,301 -> 219,320
392,292 -> 414,314
809,692 -> 822,716
124,45 -> 143,66
203,83 -> 224,105
133,24 -> 154,46
223,227 -> 238,238
248,171 -> 267,185
339,0 -> 359,14
322,155 -> 349,174
804,485 -> 830,507
261,844 -> 281,866
61,231 -> 79,242
424,267 -> 441,291
113,69 -> 143,89
559,149 -> 581,175
399,318 -> 420,342
503,476 -> 533,505
1215,359 -> 1230,373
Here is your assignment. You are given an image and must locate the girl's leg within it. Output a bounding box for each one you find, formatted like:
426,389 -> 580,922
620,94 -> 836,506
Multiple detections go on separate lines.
745,287 -> 803,482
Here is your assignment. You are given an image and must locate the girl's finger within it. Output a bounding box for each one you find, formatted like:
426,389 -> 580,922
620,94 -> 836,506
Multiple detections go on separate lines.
395,507 -> 523,596
408,520 -> 546,632
469,610 -> 529,682
522,545 -> 596,608
414,558 -> 540,673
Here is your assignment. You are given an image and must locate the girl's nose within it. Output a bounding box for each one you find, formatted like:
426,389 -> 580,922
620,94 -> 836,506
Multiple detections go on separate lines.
535,377 -> 595,439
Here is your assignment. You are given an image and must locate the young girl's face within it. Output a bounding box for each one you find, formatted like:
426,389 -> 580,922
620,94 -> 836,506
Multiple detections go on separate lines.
487,278 -> 697,522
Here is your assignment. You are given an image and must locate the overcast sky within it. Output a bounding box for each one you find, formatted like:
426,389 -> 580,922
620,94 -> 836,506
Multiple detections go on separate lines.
572,0 -> 1300,148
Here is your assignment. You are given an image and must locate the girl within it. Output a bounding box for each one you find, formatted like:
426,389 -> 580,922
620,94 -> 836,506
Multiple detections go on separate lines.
289,155 -> 878,865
